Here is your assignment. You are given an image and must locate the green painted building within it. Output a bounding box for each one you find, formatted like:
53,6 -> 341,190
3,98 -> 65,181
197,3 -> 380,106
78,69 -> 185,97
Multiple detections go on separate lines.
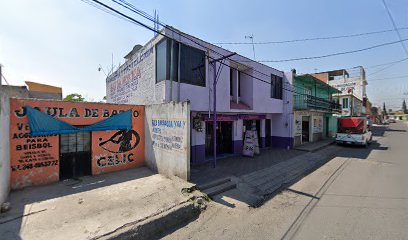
293,74 -> 341,146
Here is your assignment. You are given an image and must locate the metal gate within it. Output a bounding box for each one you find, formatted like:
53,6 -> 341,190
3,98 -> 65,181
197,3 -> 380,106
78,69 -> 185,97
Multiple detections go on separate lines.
59,132 -> 92,180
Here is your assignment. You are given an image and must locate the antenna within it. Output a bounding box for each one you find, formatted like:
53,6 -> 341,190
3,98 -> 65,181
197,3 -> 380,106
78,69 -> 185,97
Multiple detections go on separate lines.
245,34 -> 256,60
153,9 -> 159,36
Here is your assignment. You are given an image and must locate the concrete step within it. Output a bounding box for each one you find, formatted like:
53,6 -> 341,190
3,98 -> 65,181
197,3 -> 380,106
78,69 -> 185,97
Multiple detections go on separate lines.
203,181 -> 237,198
198,177 -> 231,191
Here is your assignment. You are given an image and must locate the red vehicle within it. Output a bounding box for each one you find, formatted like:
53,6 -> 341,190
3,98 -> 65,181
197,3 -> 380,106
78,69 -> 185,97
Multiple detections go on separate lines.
336,117 -> 373,147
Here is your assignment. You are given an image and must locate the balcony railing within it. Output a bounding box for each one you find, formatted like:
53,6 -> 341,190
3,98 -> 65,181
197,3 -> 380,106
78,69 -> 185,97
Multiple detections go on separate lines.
294,94 -> 341,113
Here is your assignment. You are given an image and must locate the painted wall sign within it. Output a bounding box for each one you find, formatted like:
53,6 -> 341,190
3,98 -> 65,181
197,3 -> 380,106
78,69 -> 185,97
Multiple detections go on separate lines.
106,46 -> 156,104
151,119 -> 187,152
10,99 -> 145,189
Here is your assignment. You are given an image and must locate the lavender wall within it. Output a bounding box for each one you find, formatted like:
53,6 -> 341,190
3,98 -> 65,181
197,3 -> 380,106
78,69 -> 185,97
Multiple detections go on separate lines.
233,140 -> 243,155
271,136 -> 294,149
191,144 -> 206,165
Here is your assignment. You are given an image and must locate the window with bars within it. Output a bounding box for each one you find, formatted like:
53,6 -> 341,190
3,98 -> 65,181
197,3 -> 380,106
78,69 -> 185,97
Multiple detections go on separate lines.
271,74 -> 283,99
60,132 -> 91,153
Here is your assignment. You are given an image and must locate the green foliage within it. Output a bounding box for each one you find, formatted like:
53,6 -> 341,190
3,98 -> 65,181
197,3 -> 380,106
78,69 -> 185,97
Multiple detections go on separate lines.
371,106 -> 379,116
403,100 -> 408,114
63,93 -> 85,102
382,102 -> 387,115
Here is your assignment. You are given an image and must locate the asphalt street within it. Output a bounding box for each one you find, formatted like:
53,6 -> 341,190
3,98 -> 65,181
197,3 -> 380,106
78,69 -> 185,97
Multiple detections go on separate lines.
163,121 -> 408,240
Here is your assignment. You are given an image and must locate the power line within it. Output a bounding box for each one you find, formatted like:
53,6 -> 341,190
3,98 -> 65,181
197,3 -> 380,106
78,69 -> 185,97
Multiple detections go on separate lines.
83,0 -> 326,99
381,0 -> 408,56
214,27 -> 408,45
110,0 -> 408,92
369,74 -> 408,82
367,58 -> 408,76
79,0 -> 138,26
83,0 -> 293,92
238,38 -> 408,63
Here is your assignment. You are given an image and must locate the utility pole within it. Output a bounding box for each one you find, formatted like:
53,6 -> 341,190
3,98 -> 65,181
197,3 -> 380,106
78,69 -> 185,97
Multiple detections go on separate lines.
245,34 -> 256,60
210,53 -> 236,168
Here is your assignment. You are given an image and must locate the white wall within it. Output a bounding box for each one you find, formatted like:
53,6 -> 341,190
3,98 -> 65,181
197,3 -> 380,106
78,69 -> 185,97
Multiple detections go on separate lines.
145,101 -> 190,180
329,76 -> 365,101
191,112 -> 206,146
233,119 -> 244,141
0,91 -> 10,204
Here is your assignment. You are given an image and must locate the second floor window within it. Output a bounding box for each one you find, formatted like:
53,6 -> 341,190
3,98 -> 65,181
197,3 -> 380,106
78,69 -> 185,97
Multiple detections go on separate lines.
342,98 -> 349,109
271,74 -> 283,99
155,39 -> 206,87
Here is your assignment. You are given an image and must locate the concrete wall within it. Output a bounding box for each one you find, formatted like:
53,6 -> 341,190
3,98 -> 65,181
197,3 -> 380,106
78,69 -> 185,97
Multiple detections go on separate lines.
106,35 -> 165,105
1,85 -> 29,98
9,99 -> 145,189
311,72 -> 329,83
145,101 -> 190,180
0,91 -> 10,204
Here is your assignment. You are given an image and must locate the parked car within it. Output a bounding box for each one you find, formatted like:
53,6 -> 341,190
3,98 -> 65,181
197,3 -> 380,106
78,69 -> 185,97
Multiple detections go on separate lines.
388,119 -> 396,123
336,117 -> 373,147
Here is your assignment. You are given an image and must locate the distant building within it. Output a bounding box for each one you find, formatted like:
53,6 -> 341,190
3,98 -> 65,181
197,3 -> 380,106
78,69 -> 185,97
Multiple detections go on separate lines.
25,81 -> 62,100
387,110 -> 408,120
1,81 -> 62,100
292,74 -> 341,146
311,67 -> 368,116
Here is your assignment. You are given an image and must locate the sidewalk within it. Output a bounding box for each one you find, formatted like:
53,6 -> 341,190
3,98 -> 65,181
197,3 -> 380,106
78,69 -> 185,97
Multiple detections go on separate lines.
0,167 -> 202,240
200,145 -> 341,207
191,148 -> 305,186
241,145 -> 340,200
294,139 -> 335,152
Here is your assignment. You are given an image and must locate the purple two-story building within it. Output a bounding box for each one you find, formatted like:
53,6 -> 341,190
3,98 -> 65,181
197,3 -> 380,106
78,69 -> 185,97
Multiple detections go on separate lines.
106,27 -> 294,165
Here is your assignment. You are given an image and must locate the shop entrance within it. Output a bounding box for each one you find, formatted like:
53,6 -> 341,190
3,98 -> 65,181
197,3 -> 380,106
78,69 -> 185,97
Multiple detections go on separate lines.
59,132 -> 92,180
205,121 -> 233,158
302,116 -> 310,143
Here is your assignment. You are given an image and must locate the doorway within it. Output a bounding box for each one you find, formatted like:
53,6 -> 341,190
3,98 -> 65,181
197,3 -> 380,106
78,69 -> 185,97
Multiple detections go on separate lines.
59,132 -> 92,180
205,121 -> 233,158
301,116 -> 310,143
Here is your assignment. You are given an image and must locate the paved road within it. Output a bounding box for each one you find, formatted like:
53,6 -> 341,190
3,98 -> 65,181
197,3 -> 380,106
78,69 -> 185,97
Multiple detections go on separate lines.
163,122 -> 408,240
290,121 -> 408,240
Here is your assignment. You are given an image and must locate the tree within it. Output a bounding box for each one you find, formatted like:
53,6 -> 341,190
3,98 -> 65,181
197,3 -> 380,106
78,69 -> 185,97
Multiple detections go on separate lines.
403,100 -> 408,114
382,102 -> 387,115
371,106 -> 379,116
63,93 -> 85,102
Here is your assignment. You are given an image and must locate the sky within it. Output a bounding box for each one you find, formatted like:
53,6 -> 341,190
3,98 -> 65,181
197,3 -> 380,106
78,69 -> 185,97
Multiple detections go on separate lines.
1,0 -> 408,109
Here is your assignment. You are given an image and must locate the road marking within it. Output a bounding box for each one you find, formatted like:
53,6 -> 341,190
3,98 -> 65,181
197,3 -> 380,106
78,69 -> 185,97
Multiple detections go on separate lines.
280,158 -> 351,240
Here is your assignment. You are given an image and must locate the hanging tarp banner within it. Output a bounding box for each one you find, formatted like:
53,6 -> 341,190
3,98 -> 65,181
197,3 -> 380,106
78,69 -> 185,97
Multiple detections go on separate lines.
26,106 -> 132,136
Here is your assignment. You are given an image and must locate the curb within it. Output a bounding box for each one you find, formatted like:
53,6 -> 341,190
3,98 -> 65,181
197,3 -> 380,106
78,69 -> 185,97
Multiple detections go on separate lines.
295,140 -> 335,153
94,201 -> 201,240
